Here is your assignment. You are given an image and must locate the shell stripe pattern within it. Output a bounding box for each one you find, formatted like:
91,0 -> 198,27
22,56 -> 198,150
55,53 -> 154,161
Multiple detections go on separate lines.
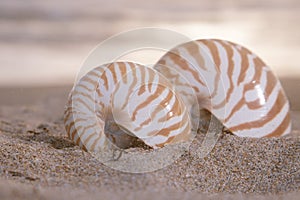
154,39 -> 291,138
64,62 -> 191,151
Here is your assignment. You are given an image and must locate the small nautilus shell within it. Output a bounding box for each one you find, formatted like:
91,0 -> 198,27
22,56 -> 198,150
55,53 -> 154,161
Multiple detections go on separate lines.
154,39 -> 291,137
64,62 -> 191,151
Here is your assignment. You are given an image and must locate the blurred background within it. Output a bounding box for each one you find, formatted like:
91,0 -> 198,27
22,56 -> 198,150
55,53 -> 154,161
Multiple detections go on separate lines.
0,0 -> 299,110
1,0 -> 299,86
0,0 -> 299,126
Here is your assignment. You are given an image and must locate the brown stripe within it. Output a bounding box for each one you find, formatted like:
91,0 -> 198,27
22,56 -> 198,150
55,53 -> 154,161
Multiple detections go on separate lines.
156,136 -> 175,148
118,62 -> 127,84
138,67 -> 146,95
90,136 -> 99,151
213,40 -> 234,109
73,97 -> 94,113
154,90 -> 175,121
131,84 -> 165,121
88,70 -> 102,79
90,134 -> 103,151
154,109 -> 190,147
148,120 -> 184,137
96,101 -> 105,113
72,91 -> 94,102
75,135 -> 81,145
158,97 -> 181,123
155,63 -> 174,79
247,99 -> 262,110
81,144 -> 87,152
201,40 -> 221,69
76,122 -> 97,139
219,41 -> 235,107
201,40 -> 221,99
156,114 -> 192,147
158,59 -> 166,66
168,49 -> 206,87
82,132 -> 97,147
66,124 -> 75,139
265,112 -> 290,137
134,118 -> 152,132
73,118 -> 86,124
66,121 -> 74,133
78,84 -> 93,92
109,63 -> 118,85
178,90 -> 195,99
102,71 -> 109,91
264,70 -> 279,101
64,109 -> 71,124
65,123 -> 71,135
236,47 -> 250,86
110,65 -> 123,109
242,57 -> 265,95
71,125 -> 80,140
242,71 -> 276,110
121,63 -> 137,109
212,99 -> 226,110
185,41 -> 207,70
64,110 -> 74,124
166,120 -> 190,144
147,69 -> 155,92
138,85 -> 147,95
96,86 -> 103,97
64,110 -> 88,124
229,91 -> 286,132
95,66 -> 105,74
225,96 -> 246,123
82,76 -> 98,89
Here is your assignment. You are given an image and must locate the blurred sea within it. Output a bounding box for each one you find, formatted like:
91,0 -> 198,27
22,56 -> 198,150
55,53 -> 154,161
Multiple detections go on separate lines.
0,0 -> 299,86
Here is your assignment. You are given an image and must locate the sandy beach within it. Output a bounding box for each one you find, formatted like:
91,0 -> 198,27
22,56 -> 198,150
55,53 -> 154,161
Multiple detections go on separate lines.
0,82 -> 299,199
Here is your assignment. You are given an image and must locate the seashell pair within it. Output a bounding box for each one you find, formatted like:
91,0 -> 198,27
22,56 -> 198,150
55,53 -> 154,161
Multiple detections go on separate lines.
64,39 -> 291,152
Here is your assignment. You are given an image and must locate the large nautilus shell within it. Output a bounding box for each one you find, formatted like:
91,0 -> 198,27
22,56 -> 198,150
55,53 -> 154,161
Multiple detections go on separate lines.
154,39 -> 291,138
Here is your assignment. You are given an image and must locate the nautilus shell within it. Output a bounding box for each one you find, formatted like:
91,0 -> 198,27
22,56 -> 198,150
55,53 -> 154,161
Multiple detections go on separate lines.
64,62 -> 191,151
64,39 -> 291,152
154,39 -> 291,138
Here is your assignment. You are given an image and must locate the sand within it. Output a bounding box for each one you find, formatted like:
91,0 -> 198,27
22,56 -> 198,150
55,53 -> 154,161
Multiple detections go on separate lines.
0,84 -> 299,199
